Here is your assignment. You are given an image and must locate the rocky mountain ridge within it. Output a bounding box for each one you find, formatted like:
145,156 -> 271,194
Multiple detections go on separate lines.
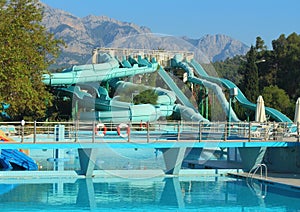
41,3 -> 249,67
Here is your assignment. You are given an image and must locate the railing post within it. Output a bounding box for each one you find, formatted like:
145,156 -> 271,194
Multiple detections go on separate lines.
224,122 -> 227,141
199,122 -> 202,142
34,120 -> 37,143
92,121 -> 95,143
128,122 -> 130,142
177,121 -> 180,141
21,120 -> 25,143
297,122 -> 300,142
75,120 -> 79,142
248,122 -> 251,142
147,121 -> 150,143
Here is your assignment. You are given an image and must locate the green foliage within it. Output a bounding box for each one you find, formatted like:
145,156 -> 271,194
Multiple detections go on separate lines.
239,46 -> 259,102
0,0 -> 64,120
117,85 -> 158,105
235,34 -> 300,120
272,33 -> 300,99
261,85 -> 293,118
212,56 -> 243,85
133,89 -> 158,105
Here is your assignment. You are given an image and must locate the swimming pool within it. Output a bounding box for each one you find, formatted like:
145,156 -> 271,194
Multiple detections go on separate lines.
0,176 -> 299,211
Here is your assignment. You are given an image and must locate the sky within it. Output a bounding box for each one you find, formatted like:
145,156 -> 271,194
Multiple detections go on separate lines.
41,0 -> 300,48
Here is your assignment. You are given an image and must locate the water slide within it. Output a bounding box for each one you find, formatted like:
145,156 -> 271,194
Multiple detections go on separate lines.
43,53 -> 158,86
46,53 -> 208,123
189,59 -> 292,123
157,67 -> 209,122
0,132 -> 38,170
0,149 -> 38,170
77,81 -> 176,123
171,55 -> 239,122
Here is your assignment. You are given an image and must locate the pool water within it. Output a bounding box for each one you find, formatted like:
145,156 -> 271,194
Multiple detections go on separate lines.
0,176 -> 299,211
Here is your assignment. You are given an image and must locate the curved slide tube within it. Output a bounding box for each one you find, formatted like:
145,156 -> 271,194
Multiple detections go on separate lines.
158,67 -> 198,112
190,59 -> 292,123
172,57 -> 239,122
43,53 -> 158,86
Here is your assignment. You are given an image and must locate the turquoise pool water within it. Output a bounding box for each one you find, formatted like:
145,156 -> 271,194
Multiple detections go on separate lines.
0,176 -> 299,211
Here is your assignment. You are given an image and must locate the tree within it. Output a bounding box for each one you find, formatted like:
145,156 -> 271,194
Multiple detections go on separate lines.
0,0 -> 63,120
255,36 -> 267,52
239,46 -> 259,102
212,56 -> 243,85
261,85 -> 293,118
273,33 -> 300,99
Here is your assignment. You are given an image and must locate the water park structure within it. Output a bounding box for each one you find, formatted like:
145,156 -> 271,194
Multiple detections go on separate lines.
0,48 -> 299,178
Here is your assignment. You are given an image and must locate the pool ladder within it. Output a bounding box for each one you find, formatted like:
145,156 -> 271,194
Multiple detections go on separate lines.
248,163 -> 268,179
247,163 -> 268,199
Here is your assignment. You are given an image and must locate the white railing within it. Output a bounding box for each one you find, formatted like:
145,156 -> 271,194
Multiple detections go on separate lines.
0,121 -> 298,144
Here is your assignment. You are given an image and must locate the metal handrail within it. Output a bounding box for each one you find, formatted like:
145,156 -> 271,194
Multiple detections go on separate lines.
246,163 -> 268,199
248,163 -> 268,179
0,121 -> 297,144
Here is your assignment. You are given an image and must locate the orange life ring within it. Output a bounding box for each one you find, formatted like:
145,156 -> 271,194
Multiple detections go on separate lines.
95,123 -> 107,137
117,123 -> 130,137
139,122 -> 148,130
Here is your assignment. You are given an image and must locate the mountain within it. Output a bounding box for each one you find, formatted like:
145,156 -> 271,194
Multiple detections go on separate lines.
183,34 -> 249,62
41,3 -> 249,67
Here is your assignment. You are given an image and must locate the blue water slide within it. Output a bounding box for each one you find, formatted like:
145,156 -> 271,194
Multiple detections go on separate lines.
173,104 -> 209,122
115,81 -> 177,105
158,67 -> 208,122
68,80 -> 176,123
172,56 -> 239,122
80,103 -> 174,123
158,67 -> 197,111
43,53 -> 158,86
0,149 -> 38,170
190,59 -> 292,123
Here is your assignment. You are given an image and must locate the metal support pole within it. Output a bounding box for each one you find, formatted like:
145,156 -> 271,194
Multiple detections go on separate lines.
227,97 -> 232,137
199,122 -> 202,142
224,123 -> 227,141
297,122 -> 300,142
177,121 -> 180,141
75,120 -> 79,142
92,121 -> 95,143
205,89 -> 209,119
147,121 -> 150,143
34,121 -> 37,143
248,122 -> 251,142
21,120 -> 25,143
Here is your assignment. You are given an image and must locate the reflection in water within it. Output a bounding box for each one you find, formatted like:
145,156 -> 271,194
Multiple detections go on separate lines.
0,176 -> 300,211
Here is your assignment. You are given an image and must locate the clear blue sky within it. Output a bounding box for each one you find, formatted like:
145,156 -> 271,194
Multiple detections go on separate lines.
41,0 -> 299,48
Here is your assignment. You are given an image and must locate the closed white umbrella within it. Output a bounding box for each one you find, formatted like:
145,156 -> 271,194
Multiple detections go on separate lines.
294,97 -> 300,124
255,95 -> 267,122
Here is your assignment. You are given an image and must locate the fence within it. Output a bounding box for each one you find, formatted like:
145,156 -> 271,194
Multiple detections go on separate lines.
0,120 -> 299,144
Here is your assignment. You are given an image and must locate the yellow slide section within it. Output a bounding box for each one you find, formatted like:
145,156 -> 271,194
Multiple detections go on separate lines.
0,130 -> 29,155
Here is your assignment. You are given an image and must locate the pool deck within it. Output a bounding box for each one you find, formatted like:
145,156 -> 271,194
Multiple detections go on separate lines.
228,172 -> 300,189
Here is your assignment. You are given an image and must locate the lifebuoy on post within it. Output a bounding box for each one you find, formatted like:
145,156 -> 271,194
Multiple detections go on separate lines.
139,121 -> 148,130
117,123 -> 130,137
95,123 -> 107,137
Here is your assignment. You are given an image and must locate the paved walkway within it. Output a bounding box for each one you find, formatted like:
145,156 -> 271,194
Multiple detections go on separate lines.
228,172 -> 300,189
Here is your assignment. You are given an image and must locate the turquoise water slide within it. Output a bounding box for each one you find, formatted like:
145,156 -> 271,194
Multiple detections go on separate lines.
189,59 -> 292,122
44,52 -> 208,123
171,55 -> 239,122
158,67 -> 209,122
43,54 -> 158,86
